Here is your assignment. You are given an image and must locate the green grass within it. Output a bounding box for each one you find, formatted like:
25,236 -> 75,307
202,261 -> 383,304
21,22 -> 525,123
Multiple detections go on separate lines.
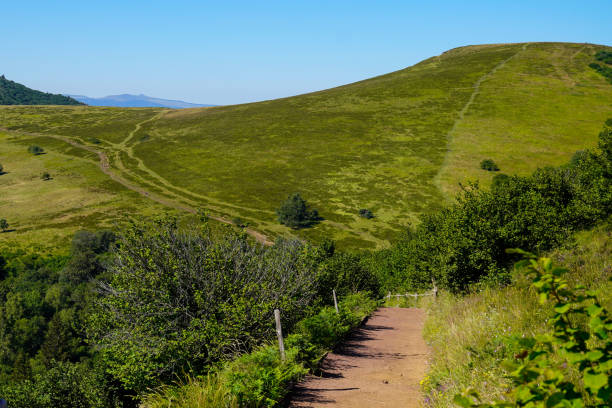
421,222 -> 612,406
0,130 -> 169,250
1,42 -> 611,249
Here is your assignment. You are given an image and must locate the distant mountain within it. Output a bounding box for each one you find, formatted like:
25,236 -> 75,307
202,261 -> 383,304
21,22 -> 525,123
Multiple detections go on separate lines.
67,94 -> 215,109
0,75 -> 82,105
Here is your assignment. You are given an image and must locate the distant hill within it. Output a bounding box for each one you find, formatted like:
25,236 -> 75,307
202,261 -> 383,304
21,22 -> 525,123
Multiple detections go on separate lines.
67,94 -> 215,109
0,75 -> 82,105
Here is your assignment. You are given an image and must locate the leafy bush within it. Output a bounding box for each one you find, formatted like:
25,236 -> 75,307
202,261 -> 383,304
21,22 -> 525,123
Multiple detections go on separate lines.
0,361 -> 107,408
89,218 -> 320,393
455,252 -> 611,407
0,219 -> 7,232
0,163 -> 3,174
595,50 -> 612,65
41,171 -> 51,180
316,252 -> 380,299
358,209 -> 374,219
480,159 -> 500,171
276,193 -> 320,229
28,145 -> 44,155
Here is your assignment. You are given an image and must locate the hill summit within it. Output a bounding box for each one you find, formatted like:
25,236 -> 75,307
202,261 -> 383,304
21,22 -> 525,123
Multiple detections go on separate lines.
0,75 -> 82,105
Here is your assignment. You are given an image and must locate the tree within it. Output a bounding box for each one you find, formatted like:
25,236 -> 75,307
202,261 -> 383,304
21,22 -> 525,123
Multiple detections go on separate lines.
480,159 -> 500,171
28,145 -> 44,155
41,172 -> 51,181
0,219 -> 8,232
276,193 -> 320,229
0,163 -> 4,174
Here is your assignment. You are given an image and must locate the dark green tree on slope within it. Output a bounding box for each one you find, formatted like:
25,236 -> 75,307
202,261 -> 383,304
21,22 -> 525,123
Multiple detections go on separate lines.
276,193 -> 320,229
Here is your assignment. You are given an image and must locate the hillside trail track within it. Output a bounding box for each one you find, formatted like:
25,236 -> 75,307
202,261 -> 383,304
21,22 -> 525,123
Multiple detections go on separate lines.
289,308 -> 428,408
434,43 -> 529,199
1,127 -> 273,245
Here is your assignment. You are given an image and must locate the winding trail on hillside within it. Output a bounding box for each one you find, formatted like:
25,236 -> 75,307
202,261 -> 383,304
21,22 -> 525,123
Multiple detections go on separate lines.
1,127 -> 273,245
434,43 -> 529,198
289,308 -> 428,408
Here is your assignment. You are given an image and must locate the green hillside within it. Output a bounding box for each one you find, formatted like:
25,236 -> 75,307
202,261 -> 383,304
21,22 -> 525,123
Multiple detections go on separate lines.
1,42 -> 611,249
0,75 -> 82,105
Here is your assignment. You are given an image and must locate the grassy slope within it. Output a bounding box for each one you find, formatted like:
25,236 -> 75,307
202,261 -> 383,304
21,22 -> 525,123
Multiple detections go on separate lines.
0,129 -> 168,250
422,223 -> 612,406
438,42 -> 612,197
1,43 -> 611,249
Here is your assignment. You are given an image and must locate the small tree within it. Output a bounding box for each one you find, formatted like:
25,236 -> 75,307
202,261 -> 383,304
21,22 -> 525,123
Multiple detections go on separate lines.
0,219 -> 8,232
0,163 -> 4,174
276,193 -> 320,229
28,145 -> 44,155
480,158 -> 500,171
358,209 -> 374,219
41,172 -> 51,181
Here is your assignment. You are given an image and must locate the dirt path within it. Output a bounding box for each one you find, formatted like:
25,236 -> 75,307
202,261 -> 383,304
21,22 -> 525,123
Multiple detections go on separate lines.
1,127 -> 273,245
289,308 -> 428,408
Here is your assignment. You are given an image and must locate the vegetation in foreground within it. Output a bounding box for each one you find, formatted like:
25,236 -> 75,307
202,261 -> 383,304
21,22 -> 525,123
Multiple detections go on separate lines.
0,215 -> 378,407
142,293 -> 377,408
2,43 -> 611,249
423,224 -> 612,407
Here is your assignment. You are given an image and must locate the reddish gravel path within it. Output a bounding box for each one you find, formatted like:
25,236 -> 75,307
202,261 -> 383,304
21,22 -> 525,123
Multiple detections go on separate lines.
289,308 -> 428,408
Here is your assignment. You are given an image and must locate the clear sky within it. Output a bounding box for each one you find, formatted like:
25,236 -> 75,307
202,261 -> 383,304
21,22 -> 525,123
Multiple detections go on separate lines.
2,1 -> 611,105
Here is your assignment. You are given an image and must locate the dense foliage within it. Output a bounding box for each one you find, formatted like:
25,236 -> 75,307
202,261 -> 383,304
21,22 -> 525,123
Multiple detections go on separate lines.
0,75 -> 83,105
375,121 -> 612,292
89,218 -> 321,393
455,252 -> 611,407
0,231 -> 125,407
590,49 -> 612,84
276,193 -> 320,229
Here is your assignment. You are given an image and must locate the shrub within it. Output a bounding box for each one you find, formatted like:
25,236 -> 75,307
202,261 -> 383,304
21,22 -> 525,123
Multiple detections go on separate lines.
0,163 -> 3,173
89,217 -> 320,394
480,159 -> 500,171
276,193 -> 320,229
41,172 -> 51,180
28,145 -> 44,155
316,252 -> 380,299
0,361 -> 107,408
0,219 -> 8,232
358,209 -> 374,219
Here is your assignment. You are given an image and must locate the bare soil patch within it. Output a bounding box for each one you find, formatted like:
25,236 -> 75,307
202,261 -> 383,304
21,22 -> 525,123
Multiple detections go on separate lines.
289,307 -> 428,408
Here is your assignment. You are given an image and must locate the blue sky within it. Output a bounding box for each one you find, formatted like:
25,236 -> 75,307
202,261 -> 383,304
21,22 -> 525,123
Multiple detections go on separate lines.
2,1 -> 611,105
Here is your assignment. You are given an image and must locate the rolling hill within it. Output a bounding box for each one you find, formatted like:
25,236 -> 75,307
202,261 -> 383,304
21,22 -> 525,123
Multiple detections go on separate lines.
1,42 -> 611,249
0,75 -> 82,105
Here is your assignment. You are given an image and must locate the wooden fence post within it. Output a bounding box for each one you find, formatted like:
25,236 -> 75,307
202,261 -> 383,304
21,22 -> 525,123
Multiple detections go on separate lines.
432,278 -> 438,299
274,309 -> 285,361
333,289 -> 339,314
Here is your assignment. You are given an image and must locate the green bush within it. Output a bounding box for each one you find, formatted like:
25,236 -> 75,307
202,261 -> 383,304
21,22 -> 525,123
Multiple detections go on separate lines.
480,159 -> 500,171
455,252 -> 612,407
28,145 -> 44,155
358,209 -> 374,219
0,361 -> 107,408
276,193 -> 320,229
89,218 -> 320,394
